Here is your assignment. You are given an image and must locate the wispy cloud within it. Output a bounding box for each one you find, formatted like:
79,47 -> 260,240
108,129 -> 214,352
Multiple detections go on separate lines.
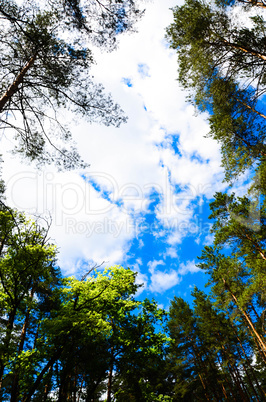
138,63 -> 150,78
148,259 -> 165,272
178,260 -> 201,276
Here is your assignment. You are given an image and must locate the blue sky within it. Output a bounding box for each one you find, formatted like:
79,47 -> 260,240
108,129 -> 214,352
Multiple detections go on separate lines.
1,0 -> 249,308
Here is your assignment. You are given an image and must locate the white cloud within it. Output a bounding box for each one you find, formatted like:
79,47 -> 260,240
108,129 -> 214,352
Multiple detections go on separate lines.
167,230 -> 184,246
178,260 -> 201,276
164,247 -> 178,259
1,0 -> 227,278
203,233 -> 215,246
148,259 -> 165,272
3,158 -> 135,275
138,239 -> 144,249
149,268 -> 181,293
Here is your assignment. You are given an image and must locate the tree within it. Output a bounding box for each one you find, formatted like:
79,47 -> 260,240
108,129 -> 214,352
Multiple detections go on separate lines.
192,287 -> 265,401
167,289 -> 266,401
17,266 -> 139,401
165,188 -> 266,400
0,0 -> 144,169
111,299 -> 171,402
166,0 -> 266,182
166,0 -> 266,93
197,191 -> 266,376
0,208 -> 61,401
47,275 -> 170,402
167,296 -> 220,401
197,77 -> 266,182
0,245 -> 170,402
166,0 -> 266,398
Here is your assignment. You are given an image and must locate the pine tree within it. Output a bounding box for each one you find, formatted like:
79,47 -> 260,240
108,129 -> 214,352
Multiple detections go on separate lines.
0,0 -> 143,169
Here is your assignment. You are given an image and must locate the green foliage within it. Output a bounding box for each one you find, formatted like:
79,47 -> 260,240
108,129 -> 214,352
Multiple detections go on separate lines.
187,188 -> 266,400
0,208 -> 61,401
166,0 -> 266,182
0,210 -> 171,401
167,288 -> 266,401
165,0 -> 266,399
167,0 -> 266,95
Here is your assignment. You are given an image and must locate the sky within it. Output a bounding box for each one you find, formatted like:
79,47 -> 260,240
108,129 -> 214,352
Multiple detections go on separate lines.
0,0 -> 243,308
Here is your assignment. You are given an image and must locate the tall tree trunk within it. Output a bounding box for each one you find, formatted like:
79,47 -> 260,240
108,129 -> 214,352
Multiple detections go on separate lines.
189,340 -> 211,401
233,361 -> 251,401
73,361 -> 77,402
220,343 -> 248,401
43,366 -> 53,402
241,362 -> 261,402
222,278 -> 266,359
239,98 -> 266,121
58,366 -> 70,402
11,289 -> 34,402
201,344 -> 227,400
107,346 -> 114,402
22,347 -> 63,402
0,308 -> 16,396
250,304 -> 263,330
0,53 -> 37,113
232,325 -> 266,400
217,352 -> 238,401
